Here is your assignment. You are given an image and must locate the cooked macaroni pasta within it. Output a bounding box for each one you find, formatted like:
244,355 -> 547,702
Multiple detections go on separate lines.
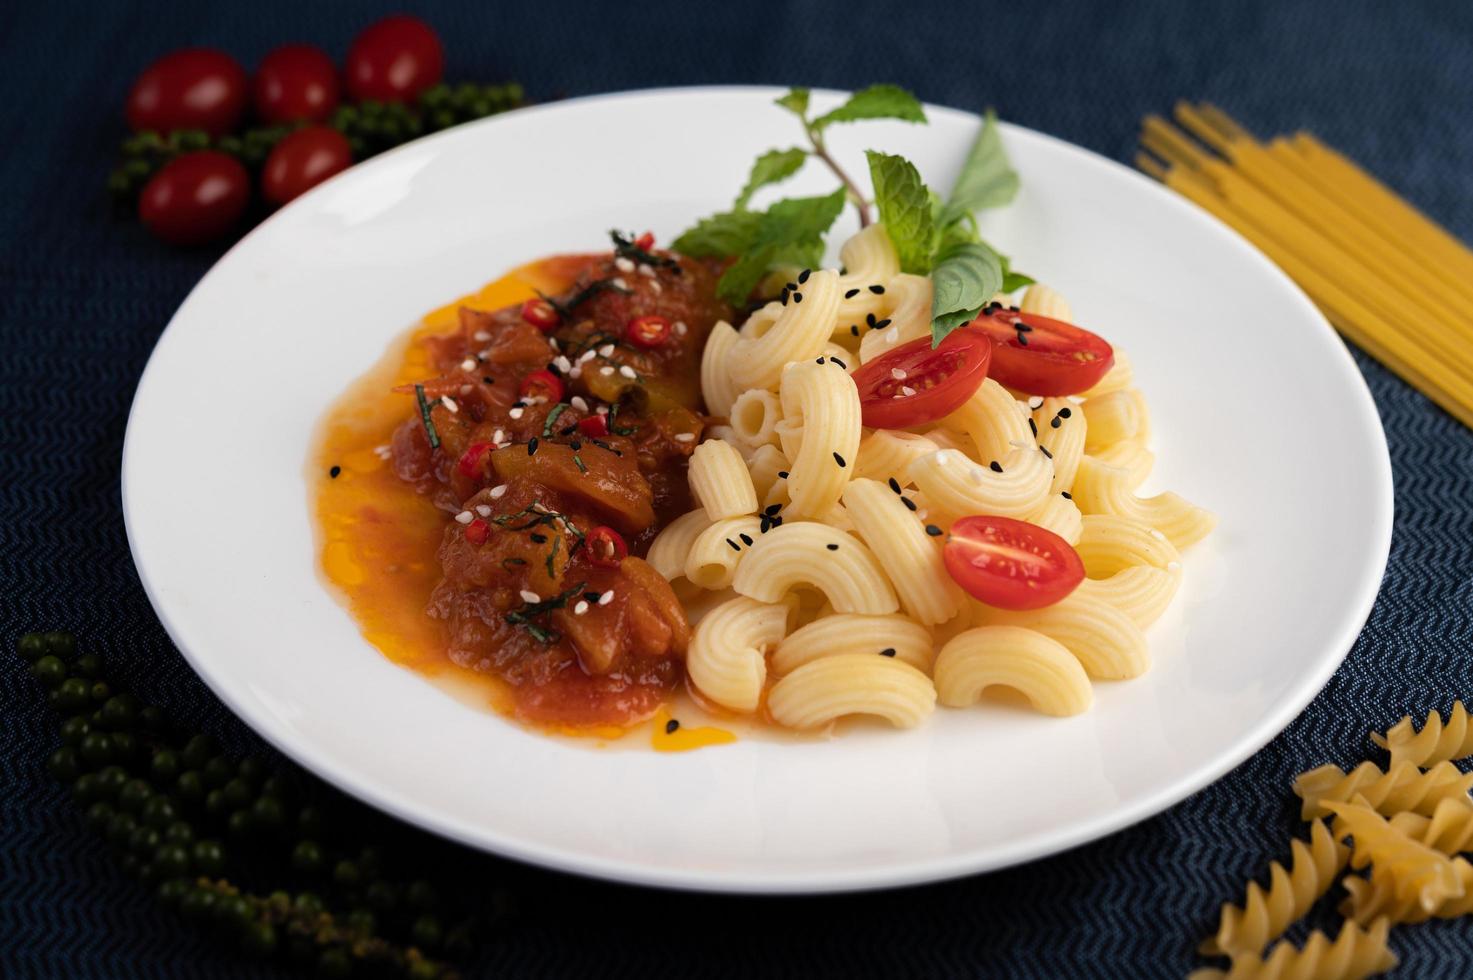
688,439 -> 758,520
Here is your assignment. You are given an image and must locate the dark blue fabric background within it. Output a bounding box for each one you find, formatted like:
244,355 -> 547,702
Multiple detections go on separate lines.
4,1 -> 1472,976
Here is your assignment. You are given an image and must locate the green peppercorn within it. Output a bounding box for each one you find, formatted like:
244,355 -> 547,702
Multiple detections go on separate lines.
85,800 -> 115,829
96,766 -> 129,796
180,885 -> 217,922
406,879 -> 438,909
409,912 -> 443,949
365,880 -> 396,911
430,107 -> 455,131
88,680 -> 111,704
54,678 -> 91,712
345,908 -> 375,934
106,812 -> 138,846
316,947 -> 351,978
407,960 -> 440,980
347,135 -> 368,156
150,749 -> 180,784
292,839 -> 325,873
205,788 -> 227,816
59,715 -> 90,746
419,83 -> 449,107
118,778 -> 152,814
163,820 -> 194,845
30,655 -> 67,689
101,694 -> 138,730
178,129 -> 210,151
182,734 -> 216,769
47,746 -> 81,783
242,920 -> 277,957
222,777 -> 252,809
107,170 -> 133,197
237,757 -> 267,784
260,774 -> 290,799
72,772 -> 103,804
138,705 -> 165,731
218,893 -> 254,931
216,134 -> 243,156
42,631 -> 77,657
293,891 -> 324,915
226,809 -> 253,837
16,633 -> 48,662
109,731 -> 137,762
141,796 -> 177,829
245,794 -> 282,832
297,804 -> 324,838
78,731 -> 113,768
204,755 -> 234,788
332,859 -> 360,888
128,825 -> 161,856
152,843 -> 191,879
73,653 -> 103,679
191,839 -> 226,876
157,878 -> 190,906
118,853 -> 141,877
175,770 -> 204,806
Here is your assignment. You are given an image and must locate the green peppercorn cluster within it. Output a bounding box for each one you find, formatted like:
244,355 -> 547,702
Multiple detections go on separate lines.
107,81 -> 526,205
19,630 -> 498,978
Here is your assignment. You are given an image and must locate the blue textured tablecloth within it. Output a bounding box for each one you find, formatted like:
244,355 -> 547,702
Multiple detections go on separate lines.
4,1 -> 1472,976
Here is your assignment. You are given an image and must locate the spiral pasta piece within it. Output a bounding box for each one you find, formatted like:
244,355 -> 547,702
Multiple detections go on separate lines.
700,320 -> 741,416
766,652 -> 936,730
1389,797 -> 1473,856
1372,701 -> 1473,770
1198,819 -> 1350,957
729,270 -> 841,391
906,447 -> 1054,524
1340,858 -> 1473,925
853,430 -> 939,485
842,478 -> 962,625
1293,761 -> 1473,821
933,626 -> 1093,717
732,521 -> 898,615
1072,453 -> 1216,549
770,613 -> 933,675
1018,282 -> 1073,321
1188,917 -> 1396,980
645,509 -> 714,581
1323,798 -> 1465,913
979,589 -> 1150,680
685,595 -> 794,713
684,516 -> 764,590
1081,388 -> 1150,452
1033,397 -> 1087,493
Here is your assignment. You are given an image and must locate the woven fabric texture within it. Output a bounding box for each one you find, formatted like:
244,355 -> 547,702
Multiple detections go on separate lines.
3,1 -> 1472,976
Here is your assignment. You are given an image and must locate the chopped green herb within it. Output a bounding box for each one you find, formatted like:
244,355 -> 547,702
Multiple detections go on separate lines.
540,278 -> 632,320
544,533 -> 561,578
573,454 -> 587,473
543,403 -> 569,437
414,384 -> 440,450
610,230 -> 681,273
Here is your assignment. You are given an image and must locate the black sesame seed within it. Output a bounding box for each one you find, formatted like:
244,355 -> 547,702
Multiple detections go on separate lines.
1050,416 -> 1062,429
665,719 -> 680,734
570,439 -> 582,450
879,648 -> 896,657
866,313 -> 877,327
1058,407 -> 1072,418
329,465 -> 341,479
990,460 -> 1003,473
1040,445 -> 1054,459
770,515 -> 783,527
1010,305 -> 1020,312
845,288 -> 861,299
739,533 -> 754,546
901,497 -> 918,512
869,284 -> 885,294
798,269 -> 811,284
529,532 -> 548,544
888,477 -> 902,494
759,516 -> 772,533
777,470 -> 789,479
764,503 -> 782,515
1015,322 -> 1033,333
1017,333 -> 1029,346
483,376 -> 494,385
1029,418 -> 1038,436
584,592 -> 601,602
792,292 -> 803,304
816,356 -> 826,365
780,288 -> 790,305
1061,491 -> 1073,499
726,538 -> 740,552
560,425 -> 577,436
527,437 -> 540,455
826,543 -> 839,551
924,524 -> 942,536
850,325 -> 860,337
546,361 -> 563,375
873,318 -> 892,330
833,452 -> 846,468
831,357 -> 847,369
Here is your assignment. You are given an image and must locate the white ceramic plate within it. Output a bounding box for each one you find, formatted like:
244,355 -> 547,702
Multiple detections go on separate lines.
123,87 -> 1392,893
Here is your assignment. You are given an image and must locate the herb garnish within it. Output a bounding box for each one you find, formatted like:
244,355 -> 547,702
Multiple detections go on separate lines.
610,230 -> 681,273
543,403 -> 569,437
414,384 -> 441,449
606,400 -> 639,437
539,277 -> 632,320
505,580 -> 587,644
544,534 -> 561,578
672,87 -> 1031,344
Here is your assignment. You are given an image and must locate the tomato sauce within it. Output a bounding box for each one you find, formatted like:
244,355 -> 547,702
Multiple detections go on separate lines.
312,246 -> 732,731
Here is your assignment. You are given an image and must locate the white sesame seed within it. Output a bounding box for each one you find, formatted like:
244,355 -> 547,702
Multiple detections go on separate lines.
916,509 -> 928,520
569,366 -> 581,379
637,263 -> 655,277
573,600 -> 589,615
1150,529 -> 1167,541
614,256 -> 635,273
478,348 -> 493,359
969,468 -> 986,485
508,407 -> 524,420
519,590 -> 541,604
1167,561 -> 1182,571
492,429 -> 504,443
673,321 -> 688,335
548,338 -> 559,352
598,590 -> 614,606
890,368 -> 907,381
579,349 -> 597,363
490,485 -> 507,499
475,504 -> 492,517
441,396 -> 459,414
474,330 -> 491,342
900,385 -> 915,396
611,277 -> 629,290
1067,395 -> 1084,404
455,510 -> 473,524
618,365 -> 638,379
674,432 -> 695,442
570,396 -> 589,412
596,405 -> 609,415
460,357 -> 478,372
649,281 -> 662,294
553,355 -> 572,373
600,366 -> 615,376
598,343 -> 615,357
1027,396 -> 1045,410
885,328 -> 898,343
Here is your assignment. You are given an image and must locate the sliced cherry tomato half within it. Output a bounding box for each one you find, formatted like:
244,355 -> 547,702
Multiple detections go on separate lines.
457,441 -> 495,479
625,315 -> 671,349
463,518 -> 490,546
586,526 -> 628,567
850,329 -> 992,429
520,298 -> 560,331
943,515 -> 1085,611
518,370 -> 564,404
967,307 -> 1114,396
577,414 -> 609,437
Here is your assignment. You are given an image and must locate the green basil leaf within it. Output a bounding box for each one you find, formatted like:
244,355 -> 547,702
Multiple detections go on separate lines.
813,84 -> 927,132
940,110 -> 1019,226
866,150 -> 935,274
774,88 -> 811,118
735,148 -> 809,209
1001,271 -> 1036,293
671,209 -> 763,258
930,241 -> 1003,346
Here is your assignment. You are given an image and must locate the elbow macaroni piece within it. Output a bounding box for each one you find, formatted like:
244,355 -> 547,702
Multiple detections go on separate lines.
775,359 -> 862,518
907,447 -> 1053,524
1018,283 -> 1074,321
745,444 -> 790,500
833,223 -> 902,335
1080,348 -> 1134,399
1090,437 -> 1154,490
1033,397 -> 1087,494
766,652 -> 937,729
689,439 -> 758,520
1082,388 -> 1151,452
942,379 -> 1034,462
729,270 -> 842,391
728,388 -> 785,449
1030,493 -> 1083,545
646,509 -> 714,581
1072,515 -> 1182,628
933,626 -> 1093,717
857,274 -> 933,363
771,613 -> 934,675
854,430 -> 939,485
685,515 -> 765,590
842,478 -> 963,625
1072,454 -> 1216,549
732,520 -> 898,614
686,595 -> 794,713
979,588 -> 1150,680
701,321 -> 741,416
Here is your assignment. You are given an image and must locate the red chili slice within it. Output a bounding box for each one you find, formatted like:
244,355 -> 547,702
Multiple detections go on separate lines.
520,298 -> 560,332
586,526 -> 628,567
518,370 -> 564,404
849,329 -> 992,429
457,441 -> 495,479
577,414 -> 609,437
463,518 -> 490,546
625,315 -> 671,349
967,307 -> 1114,396
634,231 -> 655,251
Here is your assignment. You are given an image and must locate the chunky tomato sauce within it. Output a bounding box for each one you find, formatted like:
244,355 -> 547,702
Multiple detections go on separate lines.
313,244 -> 731,729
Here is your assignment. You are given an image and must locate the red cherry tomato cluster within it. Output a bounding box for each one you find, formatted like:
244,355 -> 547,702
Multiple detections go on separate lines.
124,16 -> 445,246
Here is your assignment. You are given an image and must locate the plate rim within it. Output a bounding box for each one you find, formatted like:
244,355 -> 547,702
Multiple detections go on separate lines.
122,84 -> 1394,893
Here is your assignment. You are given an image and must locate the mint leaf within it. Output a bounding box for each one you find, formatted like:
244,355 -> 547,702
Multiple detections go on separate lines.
717,250 -> 779,305
775,88 -> 811,118
671,210 -> 763,257
713,188 -> 846,303
940,110 -> 1019,225
1001,270 -> 1035,293
930,241 -> 1003,346
866,151 -> 935,274
813,84 -> 927,132
735,148 -> 809,209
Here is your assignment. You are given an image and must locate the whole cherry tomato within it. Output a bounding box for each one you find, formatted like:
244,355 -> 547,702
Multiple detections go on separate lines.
127,49 -> 248,136
254,44 -> 340,124
138,151 -> 250,245
345,15 -> 444,103
261,126 -> 353,206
